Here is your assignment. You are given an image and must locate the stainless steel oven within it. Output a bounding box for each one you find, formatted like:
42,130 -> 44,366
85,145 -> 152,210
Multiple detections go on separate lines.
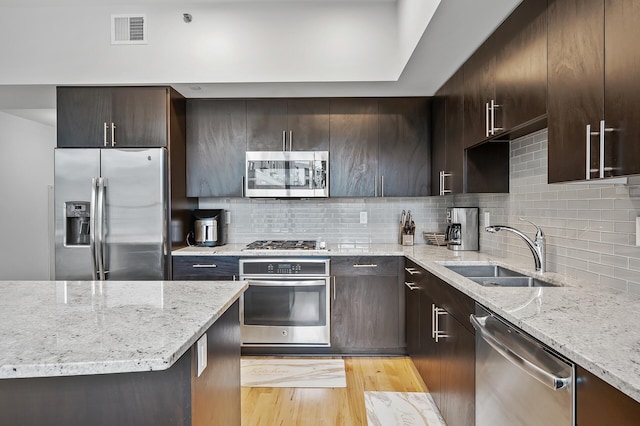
239,258 -> 330,347
245,151 -> 329,198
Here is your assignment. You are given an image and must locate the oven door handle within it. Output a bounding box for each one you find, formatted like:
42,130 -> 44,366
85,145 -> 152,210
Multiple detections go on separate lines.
245,279 -> 327,287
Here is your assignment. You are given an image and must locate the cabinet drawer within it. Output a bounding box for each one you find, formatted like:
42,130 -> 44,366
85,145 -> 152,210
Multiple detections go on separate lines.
331,256 -> 400,276
172,256 -> 239,280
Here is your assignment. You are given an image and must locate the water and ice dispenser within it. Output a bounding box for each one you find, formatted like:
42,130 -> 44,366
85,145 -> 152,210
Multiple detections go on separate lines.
65,201 -> 90,246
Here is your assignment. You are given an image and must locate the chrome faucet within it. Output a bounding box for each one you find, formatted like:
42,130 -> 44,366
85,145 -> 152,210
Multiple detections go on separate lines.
485,218 -> 546,273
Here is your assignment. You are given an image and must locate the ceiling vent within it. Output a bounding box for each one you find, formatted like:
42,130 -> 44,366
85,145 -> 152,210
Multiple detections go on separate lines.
111,14 -> 147,45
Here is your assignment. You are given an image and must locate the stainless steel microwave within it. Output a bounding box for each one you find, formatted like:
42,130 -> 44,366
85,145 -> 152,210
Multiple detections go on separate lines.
245,151 -> 329,198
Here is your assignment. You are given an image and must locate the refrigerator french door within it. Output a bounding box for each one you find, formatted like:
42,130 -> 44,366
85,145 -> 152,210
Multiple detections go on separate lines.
54,148 -> 168,280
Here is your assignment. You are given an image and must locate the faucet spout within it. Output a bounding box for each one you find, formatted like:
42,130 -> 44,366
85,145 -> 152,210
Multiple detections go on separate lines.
485,221 -> 546,273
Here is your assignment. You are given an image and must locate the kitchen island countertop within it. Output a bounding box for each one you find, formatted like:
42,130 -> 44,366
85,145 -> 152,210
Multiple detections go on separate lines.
174,243 -> 640,403
0,280 -> 246,379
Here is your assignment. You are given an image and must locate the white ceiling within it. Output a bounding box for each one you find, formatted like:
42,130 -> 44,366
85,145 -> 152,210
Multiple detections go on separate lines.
0,0 -> 521,124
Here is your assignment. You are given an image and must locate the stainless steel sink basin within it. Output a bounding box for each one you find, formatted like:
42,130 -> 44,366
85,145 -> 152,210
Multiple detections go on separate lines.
444,264 -> 525,278
443,264 -> 559,287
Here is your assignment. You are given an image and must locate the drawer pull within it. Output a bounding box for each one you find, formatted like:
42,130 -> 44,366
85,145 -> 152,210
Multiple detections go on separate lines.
353,264 -> 377,268
405,267 -> 419,275
405,282 -> 419,291
192,264 -> 217,268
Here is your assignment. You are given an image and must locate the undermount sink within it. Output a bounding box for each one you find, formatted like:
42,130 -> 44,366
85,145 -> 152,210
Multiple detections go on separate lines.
443,264 -> 559,287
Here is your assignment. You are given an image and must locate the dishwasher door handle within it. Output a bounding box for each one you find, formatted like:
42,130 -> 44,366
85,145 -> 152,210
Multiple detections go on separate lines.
470,314 -> 571,391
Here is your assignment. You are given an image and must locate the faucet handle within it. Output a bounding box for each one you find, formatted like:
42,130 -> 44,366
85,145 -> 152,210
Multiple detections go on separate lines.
519,217 -> 545,239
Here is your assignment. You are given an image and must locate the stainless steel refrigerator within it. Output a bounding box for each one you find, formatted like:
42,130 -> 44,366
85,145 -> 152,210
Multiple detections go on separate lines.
54,148 -> 170,280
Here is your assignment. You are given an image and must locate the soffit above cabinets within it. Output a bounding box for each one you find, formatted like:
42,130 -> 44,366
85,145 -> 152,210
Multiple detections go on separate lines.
0,0 -> 521,103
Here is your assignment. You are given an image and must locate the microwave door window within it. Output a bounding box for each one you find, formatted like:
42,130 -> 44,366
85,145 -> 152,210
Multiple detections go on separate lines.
248,160 -> 287,190
290,160 -> 312,188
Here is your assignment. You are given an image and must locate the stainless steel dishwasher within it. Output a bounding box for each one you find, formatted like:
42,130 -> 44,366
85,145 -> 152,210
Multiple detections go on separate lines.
470,304 -> 575,426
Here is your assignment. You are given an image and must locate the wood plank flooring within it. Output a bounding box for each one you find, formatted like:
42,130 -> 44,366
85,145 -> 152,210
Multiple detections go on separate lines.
241,357 -> 427,426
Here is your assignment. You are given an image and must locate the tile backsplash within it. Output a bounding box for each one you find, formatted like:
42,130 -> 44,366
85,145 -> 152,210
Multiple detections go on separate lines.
200,128 -> 640,293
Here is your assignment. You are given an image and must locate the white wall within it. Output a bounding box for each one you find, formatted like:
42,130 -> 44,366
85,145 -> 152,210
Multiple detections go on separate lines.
0,112 -> 55,280
0,2 -> 397,85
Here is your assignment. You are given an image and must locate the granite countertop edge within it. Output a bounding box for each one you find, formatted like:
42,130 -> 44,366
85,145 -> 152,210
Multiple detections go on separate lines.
0,280 -> 247,380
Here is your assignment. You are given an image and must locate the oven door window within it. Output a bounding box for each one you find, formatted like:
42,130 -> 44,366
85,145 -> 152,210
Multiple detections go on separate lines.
243,280 -> 326,327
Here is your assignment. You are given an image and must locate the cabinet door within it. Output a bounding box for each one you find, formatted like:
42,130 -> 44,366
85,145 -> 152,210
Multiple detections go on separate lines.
246,99 -> 288,151
438,314 -> 475,426
378,98 -> 431,197
463,41 -> 496,148
331,275 -> 400,351
604,0 -> 640,177
547,0 -> 604,183
405,280 -> 421,357
329,99 -> 379,197
57,87 -> 111,148
445,69 -> 465,194
111,87 -> 168,147
186,99 -> 246,197
431,92 -> 447,196
495,0 -> 548,130
418,289 -> 441,403
286,99 -> 330,151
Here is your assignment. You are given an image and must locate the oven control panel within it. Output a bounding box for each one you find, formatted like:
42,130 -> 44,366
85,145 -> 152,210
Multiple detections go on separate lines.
240,258 -> 330,276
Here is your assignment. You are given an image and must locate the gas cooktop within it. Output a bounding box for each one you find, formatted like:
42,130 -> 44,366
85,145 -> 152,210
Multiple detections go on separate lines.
243,240 -> 322,250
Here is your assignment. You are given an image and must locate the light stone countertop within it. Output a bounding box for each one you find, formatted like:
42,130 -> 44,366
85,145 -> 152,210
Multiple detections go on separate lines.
0,280 -> 247,379
174,243 -> 640,403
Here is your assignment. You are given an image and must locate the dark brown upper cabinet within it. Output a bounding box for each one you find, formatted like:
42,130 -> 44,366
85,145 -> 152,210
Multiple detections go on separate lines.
462,0 -> 548,150
246,99 -> 330,151
548,0 -> 604,183
57,86 -> 170,148
287,99 -> 330,151
186,99 -> 247,198
547,0 -> 640,183
432,69 -> 465,195
494,0 -> 547,131
463,40 -> 497,148
329,98 -> 379,197
378,98 -> 431,197
603,0 -> 640,178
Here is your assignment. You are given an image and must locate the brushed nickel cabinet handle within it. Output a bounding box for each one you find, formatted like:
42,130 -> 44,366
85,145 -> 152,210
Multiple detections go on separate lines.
332,276 -> 336,300
193,264 -> 217,268
381,176 -> 384,197
103,123 -> 109,147
289,130 -> 293,151
404,282 -> 419,290
404,267 -> 419,275
111,122 -> 116,147
353,264 -> 377,268
282,130 -> 286,151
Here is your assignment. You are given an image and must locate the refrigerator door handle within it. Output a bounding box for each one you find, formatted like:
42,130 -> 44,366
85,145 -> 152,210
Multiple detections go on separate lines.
96,177 -> 107,280
90,177 -> 99,280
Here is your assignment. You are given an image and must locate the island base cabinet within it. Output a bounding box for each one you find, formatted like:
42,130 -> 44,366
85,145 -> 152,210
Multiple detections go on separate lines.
0,301 -> 241,426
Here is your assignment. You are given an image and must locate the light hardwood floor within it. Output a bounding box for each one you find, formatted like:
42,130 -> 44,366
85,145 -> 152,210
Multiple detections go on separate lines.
241,357 -> 427,426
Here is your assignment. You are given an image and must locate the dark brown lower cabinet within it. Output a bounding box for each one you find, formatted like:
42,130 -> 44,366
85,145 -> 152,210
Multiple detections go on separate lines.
404,260 -> 475,426
331,256 -> 404,354
577,366 -> 640,426
0,301 -> 241,426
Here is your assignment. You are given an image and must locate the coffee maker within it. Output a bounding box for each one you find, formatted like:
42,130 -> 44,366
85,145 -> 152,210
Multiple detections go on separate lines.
190,209 -> 226,247
445,207 -> 479,251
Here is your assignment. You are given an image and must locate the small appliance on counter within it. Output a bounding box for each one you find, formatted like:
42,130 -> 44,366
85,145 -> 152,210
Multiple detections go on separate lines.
445,207 -> 479,251
190,209 -> 226,247
400,209 -> 416,246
